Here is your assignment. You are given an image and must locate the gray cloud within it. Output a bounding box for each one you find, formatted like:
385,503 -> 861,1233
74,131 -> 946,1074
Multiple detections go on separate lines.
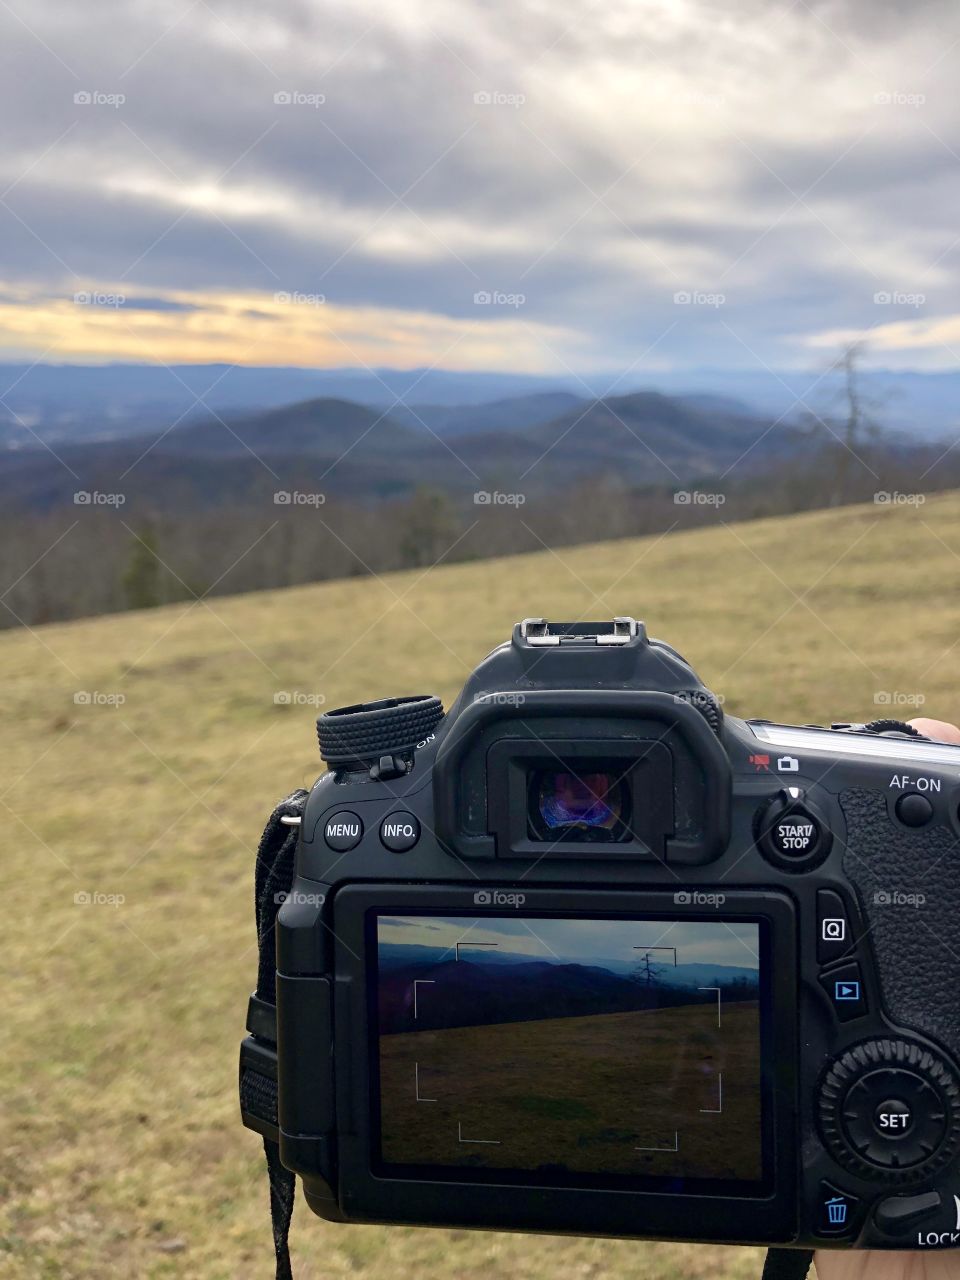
1,0 -> 959,369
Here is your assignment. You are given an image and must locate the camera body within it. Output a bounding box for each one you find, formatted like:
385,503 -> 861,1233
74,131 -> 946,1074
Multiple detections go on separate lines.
240,619 -> 960,1251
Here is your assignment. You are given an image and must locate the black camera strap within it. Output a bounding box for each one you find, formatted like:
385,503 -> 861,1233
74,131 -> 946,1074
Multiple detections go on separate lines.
762,1249 -> 814,1279
250,787 -> 309,1280
246,790 -> 814,1280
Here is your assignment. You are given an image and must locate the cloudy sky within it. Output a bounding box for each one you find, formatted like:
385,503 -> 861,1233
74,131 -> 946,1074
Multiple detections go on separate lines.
379,915 -> 761,968
2,0 -> 959,373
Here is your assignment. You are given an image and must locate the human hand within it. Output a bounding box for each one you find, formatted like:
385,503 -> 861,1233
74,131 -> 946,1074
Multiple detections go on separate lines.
814,1248 -> 960,1279
907,718 -> 960,745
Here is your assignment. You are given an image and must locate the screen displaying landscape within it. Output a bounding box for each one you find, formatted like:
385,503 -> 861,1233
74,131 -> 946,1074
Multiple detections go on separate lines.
374,913 -> 765,1186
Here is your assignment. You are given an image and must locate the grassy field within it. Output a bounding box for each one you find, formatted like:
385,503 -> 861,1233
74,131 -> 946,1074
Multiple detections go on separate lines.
4,491 -> 960,1278
379,1001 -> 761,1180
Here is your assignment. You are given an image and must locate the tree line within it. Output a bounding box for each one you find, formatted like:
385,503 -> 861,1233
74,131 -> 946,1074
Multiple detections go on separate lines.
1,432 -> 957,630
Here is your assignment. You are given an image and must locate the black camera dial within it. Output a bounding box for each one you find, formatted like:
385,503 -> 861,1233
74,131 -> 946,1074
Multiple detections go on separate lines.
818,1039 -> 960,1183
316,695 -> 443,768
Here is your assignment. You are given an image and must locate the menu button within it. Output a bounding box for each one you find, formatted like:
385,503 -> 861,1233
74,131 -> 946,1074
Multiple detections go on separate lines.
323,811 -> 363,851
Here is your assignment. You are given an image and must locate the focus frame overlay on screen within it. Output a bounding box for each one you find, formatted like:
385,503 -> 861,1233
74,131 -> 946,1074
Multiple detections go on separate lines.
326,884 -> 798,1243
371,910 -> 772,1193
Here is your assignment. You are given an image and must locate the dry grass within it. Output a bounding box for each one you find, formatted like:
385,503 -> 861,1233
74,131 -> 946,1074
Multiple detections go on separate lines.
380,1002 -> 761,1179
4,492 -> 960,1278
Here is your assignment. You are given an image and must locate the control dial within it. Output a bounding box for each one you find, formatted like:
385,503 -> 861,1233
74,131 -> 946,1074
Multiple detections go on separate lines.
317,695 -> 443,767
818,1039 -> 960,1183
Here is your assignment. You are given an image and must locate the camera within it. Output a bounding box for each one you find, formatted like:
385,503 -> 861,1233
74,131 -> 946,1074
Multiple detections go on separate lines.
240,618 -> 960,1254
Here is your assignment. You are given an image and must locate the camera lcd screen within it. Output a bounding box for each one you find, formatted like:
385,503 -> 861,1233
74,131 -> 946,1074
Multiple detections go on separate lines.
371,911 -> 771,1192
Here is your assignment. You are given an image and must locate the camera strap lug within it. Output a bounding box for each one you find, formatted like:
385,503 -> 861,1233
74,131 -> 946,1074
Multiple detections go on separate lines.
246,993 -> 278,1043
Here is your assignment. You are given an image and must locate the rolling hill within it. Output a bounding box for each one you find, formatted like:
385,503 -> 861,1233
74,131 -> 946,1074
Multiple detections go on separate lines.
386,390 -> 586,435
0,364 -> 599,447
4,492 -> 960,1277
0,389 -> 789,513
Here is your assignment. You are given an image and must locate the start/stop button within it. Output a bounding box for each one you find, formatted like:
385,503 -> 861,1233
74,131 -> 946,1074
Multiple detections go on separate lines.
770,810 -> 821,855
756,788 -> 831,870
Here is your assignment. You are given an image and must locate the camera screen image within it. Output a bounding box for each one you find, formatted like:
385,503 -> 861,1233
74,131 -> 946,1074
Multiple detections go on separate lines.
372,912 -> 768,1190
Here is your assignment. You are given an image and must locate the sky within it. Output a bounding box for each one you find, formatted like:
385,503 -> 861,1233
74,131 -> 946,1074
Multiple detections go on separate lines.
2,0 -> 960,373
378,915 -> 761,969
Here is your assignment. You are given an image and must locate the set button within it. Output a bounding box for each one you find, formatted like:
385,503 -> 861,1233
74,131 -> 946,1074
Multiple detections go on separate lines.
874,1098 -> 913,1137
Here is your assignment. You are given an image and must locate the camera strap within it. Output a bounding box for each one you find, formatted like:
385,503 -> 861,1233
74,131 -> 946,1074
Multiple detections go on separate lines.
762,1249 -> 814,1278
249,787 -> 309,1280
246,789 -> 814,1280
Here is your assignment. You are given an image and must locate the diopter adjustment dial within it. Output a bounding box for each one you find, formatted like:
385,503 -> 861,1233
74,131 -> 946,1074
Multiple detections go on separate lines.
818,1038 -> 960,1184
317,694 -> 443,767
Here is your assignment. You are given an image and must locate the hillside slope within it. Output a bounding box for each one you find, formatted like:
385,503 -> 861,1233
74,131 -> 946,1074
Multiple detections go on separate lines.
4,493 -> 960,1278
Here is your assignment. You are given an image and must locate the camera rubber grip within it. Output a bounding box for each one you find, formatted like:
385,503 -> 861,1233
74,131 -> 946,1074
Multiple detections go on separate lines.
839,787 -> 960,1059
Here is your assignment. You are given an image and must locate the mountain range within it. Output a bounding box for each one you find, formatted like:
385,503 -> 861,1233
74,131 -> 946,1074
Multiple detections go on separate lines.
1,361 -> 958,449
378,941 -> 758,987
0,388 -> 795,513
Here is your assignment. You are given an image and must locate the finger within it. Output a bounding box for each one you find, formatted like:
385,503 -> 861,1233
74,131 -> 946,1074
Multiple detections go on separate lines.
908,718 -> 960,745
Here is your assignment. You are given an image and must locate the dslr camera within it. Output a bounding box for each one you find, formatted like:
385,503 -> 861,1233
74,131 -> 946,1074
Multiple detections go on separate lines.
240,619 -> 960,1257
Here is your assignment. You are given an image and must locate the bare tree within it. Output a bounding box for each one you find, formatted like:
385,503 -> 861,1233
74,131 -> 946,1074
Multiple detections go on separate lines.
803,342 -> 884,506
632,951 -> 667,990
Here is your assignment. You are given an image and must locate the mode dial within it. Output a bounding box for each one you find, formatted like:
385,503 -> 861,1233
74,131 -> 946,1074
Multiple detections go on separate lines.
317,695 -> 443,767
818,1038 -> 960,1183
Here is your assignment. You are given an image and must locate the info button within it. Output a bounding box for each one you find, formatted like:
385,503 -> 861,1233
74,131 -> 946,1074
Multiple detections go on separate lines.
380,812 -> 421,852
323,811 -> 363,852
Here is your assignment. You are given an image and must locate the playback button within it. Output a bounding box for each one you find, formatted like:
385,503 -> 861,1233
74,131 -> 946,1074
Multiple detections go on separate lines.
820,960 -> 867,1021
